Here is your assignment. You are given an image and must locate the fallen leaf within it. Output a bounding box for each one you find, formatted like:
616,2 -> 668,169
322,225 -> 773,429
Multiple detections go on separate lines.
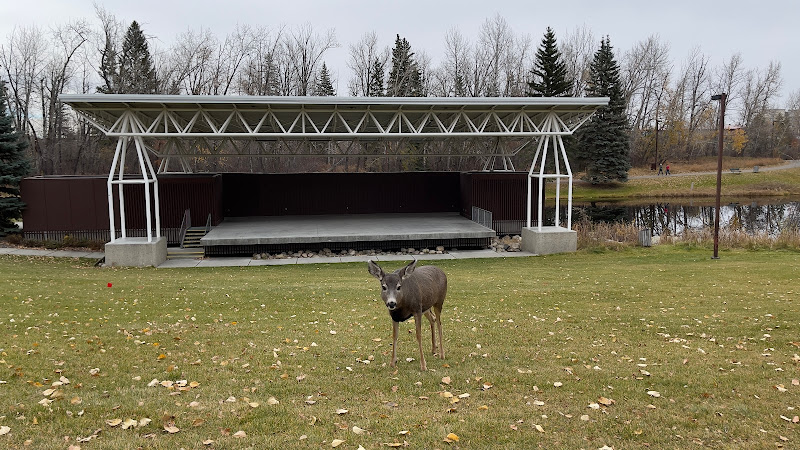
458,393 -> 470,399
775,384 -> 788,393
598,397 -> 615,407
331,438 -> 345,447
534,424 -> 545,433
202,440 -> 214,445
445,432 -> 459,442
192,419 -> 205,427
580,415 -> 590,421
105,419 -> 122,427
477,405 -> 489,410
121,418 -> 138,430
248,402 -> 259,408
138,418 -> 152,428
336,409 -> 348,415
233,430 -> 246,438
67,446 -> 80,450
352,426 -> 366,435
398,430 -> 410,435
442,376 -> 451,385
792,379 -> 799,386
553,382 -> 563,387
0,426 -> 10,435
267,397 -> 280,405
164,424 -> 180,434
533,400 -> 545,406
647,390 -> 661,398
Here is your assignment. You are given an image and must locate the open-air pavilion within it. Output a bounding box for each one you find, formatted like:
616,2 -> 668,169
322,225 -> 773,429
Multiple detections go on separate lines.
54,94 -> 608,266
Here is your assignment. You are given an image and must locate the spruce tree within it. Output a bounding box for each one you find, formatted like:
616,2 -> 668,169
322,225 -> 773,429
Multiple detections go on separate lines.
117,21 -> 158,94
367,58 -> 385,97
314,63 -> 336,96
576,37 -> 631,184
387,35 -> 422,97
527,27 -> 572,97
0,81 -> 31,235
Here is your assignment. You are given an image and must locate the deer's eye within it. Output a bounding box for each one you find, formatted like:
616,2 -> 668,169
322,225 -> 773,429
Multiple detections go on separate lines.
396,285 -> 401,291
381,285 -> 387,291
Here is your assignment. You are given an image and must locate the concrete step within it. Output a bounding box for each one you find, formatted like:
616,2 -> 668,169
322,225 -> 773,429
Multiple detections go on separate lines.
167,247 -> 205,260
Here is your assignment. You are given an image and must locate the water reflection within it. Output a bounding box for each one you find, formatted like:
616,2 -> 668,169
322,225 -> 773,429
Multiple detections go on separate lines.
566,199 -> 800,236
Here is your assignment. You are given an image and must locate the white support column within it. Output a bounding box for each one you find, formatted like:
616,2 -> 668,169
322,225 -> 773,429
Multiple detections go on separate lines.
526,112 -> 574,231
107,136 -> 125,242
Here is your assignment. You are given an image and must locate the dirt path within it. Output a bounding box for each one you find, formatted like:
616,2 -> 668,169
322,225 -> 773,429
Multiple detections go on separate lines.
630,159 -> 800,179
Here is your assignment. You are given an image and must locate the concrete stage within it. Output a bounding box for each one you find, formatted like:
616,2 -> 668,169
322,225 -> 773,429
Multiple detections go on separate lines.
200,212 -> 496,255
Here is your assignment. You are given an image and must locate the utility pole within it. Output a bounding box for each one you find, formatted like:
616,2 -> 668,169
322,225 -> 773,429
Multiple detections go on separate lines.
711,93 -> 726,259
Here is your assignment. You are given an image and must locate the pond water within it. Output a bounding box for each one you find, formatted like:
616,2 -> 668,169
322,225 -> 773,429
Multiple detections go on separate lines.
562,197 -> 800,236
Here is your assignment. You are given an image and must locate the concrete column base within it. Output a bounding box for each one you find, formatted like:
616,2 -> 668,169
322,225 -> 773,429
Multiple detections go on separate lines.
521,226 -> 577,255
105,237 -> 167,267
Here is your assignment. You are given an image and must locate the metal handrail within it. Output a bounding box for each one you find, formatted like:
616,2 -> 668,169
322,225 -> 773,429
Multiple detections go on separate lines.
178,209 -> 191,248
205,213 -> 212,234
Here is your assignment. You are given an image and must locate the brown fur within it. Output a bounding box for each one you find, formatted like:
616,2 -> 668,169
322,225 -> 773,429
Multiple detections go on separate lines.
368,260 -> 447,371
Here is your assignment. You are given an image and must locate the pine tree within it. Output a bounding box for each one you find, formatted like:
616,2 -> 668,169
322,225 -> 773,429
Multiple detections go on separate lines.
576,37 -> 631,184
527,27 -> 572,97
117,21 -> 158,94
0,81 -> 31,236
367,58 -> 385,97
314,63 -> 336,96
387,35 -> 422,97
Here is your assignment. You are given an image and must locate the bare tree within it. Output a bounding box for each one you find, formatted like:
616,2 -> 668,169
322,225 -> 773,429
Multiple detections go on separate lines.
347,31 -> 387,96
622,34 -> 671,130
284,24 -> 338,96
238,25 -> 284,95
560,25 -> 595,96
476,14 -> 513,97
435,27 -> 470,97
740,61 -> 782,127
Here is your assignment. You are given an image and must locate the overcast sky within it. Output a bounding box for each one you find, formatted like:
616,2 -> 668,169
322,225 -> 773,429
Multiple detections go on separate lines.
2,0 -> 798,106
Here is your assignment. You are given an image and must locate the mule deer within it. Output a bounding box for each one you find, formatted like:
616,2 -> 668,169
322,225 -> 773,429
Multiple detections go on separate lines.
367,260 -> 447,371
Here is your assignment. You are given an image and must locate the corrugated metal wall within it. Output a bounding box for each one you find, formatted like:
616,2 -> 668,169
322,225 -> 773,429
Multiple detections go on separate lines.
20,172 -> 539,242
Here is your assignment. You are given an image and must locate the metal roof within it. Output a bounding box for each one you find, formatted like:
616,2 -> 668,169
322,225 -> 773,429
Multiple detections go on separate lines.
59,94 -> 608,139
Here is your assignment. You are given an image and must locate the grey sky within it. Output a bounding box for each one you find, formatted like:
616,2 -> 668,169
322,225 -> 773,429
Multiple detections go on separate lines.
3,0 -> 798,107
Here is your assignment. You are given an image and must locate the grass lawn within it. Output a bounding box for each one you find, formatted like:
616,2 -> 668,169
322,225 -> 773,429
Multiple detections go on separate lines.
1,247 -> 799,449
562,164 -> 800,201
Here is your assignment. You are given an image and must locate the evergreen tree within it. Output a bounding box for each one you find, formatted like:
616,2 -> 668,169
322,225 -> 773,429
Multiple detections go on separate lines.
576,37 -> 631,184
367,58 -> 385,97
527,27 -> 572,97
314,63 -> 336,96
387,35 -> 422,97
0,81 -> 31,236
117,21 -> 158,94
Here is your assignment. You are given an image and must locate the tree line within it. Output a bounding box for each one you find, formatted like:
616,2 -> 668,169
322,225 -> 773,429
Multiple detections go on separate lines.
1,9 -> 798,177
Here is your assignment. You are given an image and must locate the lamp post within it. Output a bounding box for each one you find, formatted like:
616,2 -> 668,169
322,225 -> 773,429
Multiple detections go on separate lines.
654,118 -> 660,171
711,93 -> 726,259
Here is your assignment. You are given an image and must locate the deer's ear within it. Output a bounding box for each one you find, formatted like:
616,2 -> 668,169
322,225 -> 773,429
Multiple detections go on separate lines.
367,260 -> 384,280
400,259 -> 417,279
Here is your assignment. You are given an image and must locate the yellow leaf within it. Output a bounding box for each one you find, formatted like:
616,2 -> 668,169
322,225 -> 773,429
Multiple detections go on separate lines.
331,438 -> 345,447
267,397 -> 280,405
352,426 -> 366,435
440,391 -> 453,398
248,402 -> 259,408
233,430 -> 246,438
598,396 -> 615,407
477,405 -> 489,411
121,418 -> 138,430
398,430 -> 410,435
446,432 -> 459,442
164,424 -> 180,434
336,408 -> 348,415
202,440 -> 214,445
158,354 -> 166,360
534,424 -> 545,433
458,393 -> 470,399
105,419 -> 122,427
0,426 -> 10,435
138,418 -> 152,428
70,396 -> 82,405
441,376 -> 451,385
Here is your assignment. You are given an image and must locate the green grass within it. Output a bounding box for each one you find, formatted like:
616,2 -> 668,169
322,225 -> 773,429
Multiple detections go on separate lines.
1,248 -> 799,449
560,166 -> 800,201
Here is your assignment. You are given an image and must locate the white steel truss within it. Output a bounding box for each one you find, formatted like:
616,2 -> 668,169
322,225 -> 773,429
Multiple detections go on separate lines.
60,94 -> 607,241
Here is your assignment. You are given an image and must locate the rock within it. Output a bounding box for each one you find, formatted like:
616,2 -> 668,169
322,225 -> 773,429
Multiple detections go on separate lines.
436,246 -> 445,252
348,249 -> 356,256
253,253 -> 261,260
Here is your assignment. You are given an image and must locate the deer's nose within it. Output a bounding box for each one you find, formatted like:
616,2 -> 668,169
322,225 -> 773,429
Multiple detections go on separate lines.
386,300 -> 397,310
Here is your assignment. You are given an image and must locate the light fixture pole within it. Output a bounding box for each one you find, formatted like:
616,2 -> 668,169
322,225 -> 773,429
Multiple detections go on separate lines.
711,93 -> 726,259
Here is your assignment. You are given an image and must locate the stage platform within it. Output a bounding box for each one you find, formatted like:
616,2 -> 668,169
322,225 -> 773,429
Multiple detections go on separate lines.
200,212 -> 496,256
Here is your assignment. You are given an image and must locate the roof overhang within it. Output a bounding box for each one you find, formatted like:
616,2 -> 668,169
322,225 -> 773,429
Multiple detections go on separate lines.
59,94 -> 609,140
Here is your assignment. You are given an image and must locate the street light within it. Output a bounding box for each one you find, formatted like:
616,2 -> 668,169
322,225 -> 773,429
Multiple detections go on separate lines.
654,118 -> 660,171
711,93 -> 727,259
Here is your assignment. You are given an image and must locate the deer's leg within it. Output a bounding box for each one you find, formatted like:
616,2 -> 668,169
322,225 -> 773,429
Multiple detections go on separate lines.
414,313 -> 427,371
434,305 -> 444,359
391,320 -> 399,367
424,310 -> 437,356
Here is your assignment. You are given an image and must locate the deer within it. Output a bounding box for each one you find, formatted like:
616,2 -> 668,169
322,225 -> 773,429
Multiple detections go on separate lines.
367,259 -> 447,371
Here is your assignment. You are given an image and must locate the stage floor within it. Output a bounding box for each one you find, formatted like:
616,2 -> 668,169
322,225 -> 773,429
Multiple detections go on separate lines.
201,212 -> 495,247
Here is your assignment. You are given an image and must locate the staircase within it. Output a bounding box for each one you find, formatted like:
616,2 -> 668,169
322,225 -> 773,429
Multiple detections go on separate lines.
167,210 -> 209,260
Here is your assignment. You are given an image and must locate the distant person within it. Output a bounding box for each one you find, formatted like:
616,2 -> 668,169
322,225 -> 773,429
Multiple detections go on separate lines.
658,163 -> 664,175
665,164 -> 670,175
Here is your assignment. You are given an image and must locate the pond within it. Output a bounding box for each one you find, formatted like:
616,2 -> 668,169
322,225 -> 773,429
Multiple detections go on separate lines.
563,197 -> 800,236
